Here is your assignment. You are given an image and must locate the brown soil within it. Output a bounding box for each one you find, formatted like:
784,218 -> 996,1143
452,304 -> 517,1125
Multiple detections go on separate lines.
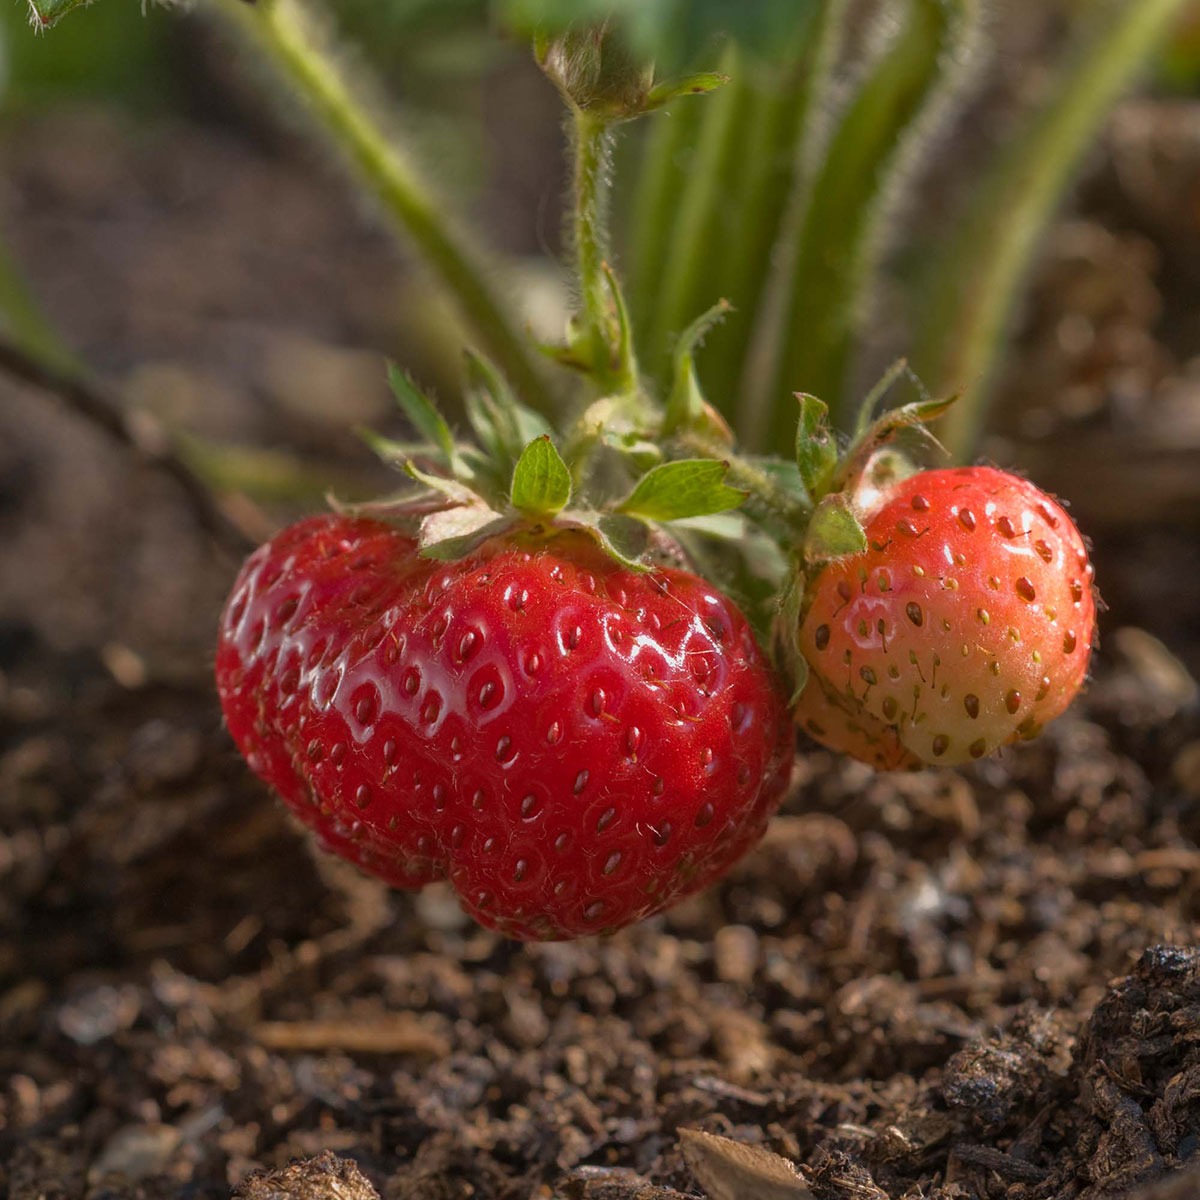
3,78 -> 1200,1200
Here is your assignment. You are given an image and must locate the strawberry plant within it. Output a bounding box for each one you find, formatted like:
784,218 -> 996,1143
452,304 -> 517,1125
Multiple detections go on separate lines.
1,0 -> 1182,937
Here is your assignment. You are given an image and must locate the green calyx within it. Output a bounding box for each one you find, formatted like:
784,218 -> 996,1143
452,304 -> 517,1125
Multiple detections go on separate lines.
347,352 -> 756,572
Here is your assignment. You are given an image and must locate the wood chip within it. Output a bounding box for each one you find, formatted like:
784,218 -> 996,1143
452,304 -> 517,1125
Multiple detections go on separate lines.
252,1014 -> 449,1057
679,1129 -> 813,1200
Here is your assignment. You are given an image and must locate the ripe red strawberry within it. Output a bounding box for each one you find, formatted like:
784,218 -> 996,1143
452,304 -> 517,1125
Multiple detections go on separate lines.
216,513 -> 793,939
792,466 -> 1096,769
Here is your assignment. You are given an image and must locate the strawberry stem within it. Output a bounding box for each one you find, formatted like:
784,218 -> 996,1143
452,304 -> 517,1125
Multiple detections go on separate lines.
570,110 -> 637,394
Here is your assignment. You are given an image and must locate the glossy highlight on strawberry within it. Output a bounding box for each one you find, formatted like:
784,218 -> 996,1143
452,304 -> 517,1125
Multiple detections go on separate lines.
793,466 -> 1097,769
216,515 -> 793,940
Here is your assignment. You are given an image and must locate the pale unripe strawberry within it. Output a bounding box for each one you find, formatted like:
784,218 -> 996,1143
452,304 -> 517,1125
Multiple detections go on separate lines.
793,466 -> 1097,768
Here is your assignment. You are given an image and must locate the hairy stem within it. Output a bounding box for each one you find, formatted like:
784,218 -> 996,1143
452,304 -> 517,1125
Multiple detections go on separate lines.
208,0 -> 552,416
571,111 -> 632,392
916,0 -> 1192,458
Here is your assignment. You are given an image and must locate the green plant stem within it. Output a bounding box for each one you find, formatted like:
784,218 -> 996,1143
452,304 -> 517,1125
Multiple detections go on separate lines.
750,0 -> 973,452
571,110 -> 631,392
208,0 -> 552,416
916,0 -> 1192,459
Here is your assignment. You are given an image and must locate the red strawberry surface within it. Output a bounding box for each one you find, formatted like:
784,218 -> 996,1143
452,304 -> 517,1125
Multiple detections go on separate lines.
793,466 -> 1097,769
216,514 -> 793,939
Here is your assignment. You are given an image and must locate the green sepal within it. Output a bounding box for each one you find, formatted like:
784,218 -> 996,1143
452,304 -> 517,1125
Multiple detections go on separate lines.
616,459 -> 746,522
803,493 -> 867,564
602,262 -> 639,392
419,514 -> 517,561
25,0 -> 89,27
852,357 -> 916,438
510,435 -> 572,517
402,460 -> 479,505
663,299 -> 734,442
356,426 -> 428,466
535,339 -> 593,373
387,363 -> 459,471
643,72 -> 730,112
564,511 -> 650,569
464,350 -> 552,450
773,572 -> 811,705
834,390 -> 957,495
602,429 -> 663,473
794,393 -> 838,501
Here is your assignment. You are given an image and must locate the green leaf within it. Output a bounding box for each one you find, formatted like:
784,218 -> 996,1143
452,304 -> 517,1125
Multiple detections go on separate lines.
794,394 -> 838,501
603,429 -> 663,473
764,0 -> 979,443
510,436 -> 572,517
804,493 -> 867,563
602,262 -> 639,393
464,350 -> 551,446
387,363 -> 457,468
561,511 -> 651,569
617,459 -> 746,522
25,0 -> 91,28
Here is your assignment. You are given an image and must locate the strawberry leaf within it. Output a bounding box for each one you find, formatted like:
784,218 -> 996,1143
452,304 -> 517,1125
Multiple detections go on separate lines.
804,493 -> 867,563
794,393 -> 838,502
510,435 -> 572,517
356,426 -> 428,465
617,459 -> 746,522
387,363 -> 459,470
